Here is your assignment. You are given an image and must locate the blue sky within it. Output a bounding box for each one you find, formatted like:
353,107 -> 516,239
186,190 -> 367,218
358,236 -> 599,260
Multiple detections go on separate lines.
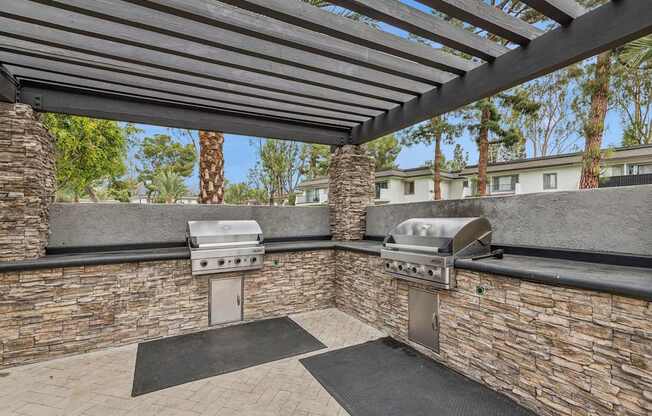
128,0 -> 626,192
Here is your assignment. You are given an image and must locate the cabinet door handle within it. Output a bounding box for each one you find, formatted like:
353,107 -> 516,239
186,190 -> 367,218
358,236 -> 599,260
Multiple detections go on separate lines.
236,294 -> 241,306
432,311 -> 438,331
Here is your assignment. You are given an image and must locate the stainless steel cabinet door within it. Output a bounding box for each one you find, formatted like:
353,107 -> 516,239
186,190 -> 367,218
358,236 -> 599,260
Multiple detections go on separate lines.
210,277 -> 243,325
408,288 -> 439,353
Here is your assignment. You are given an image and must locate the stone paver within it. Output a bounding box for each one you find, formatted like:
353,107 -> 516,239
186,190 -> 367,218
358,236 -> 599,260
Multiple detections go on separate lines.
0,309 -> 383,416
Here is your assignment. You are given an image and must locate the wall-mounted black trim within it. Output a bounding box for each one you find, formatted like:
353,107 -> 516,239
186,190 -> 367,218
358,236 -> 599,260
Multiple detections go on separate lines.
265,235 -> 332,243
46,235 -> 333,256
363,235 -> 385,242
47,241 -> 187,255
494,244 -> 652,269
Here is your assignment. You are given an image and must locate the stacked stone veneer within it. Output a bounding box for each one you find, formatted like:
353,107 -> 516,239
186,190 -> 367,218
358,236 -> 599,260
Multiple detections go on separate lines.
0,103 -> 55,262
334,251 -> 652,416
328,145 -> 374,240
0,250 -> 335,368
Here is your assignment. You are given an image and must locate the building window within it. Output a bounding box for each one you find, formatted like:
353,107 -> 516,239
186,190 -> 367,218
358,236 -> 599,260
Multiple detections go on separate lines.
609,164 -> 624,177
305,188 -> 320,203
375,181 -> 388,199
404,181 -> 415,195
492,175 -> 518,193
630,164 -> 652,175
543,173 -> 558,190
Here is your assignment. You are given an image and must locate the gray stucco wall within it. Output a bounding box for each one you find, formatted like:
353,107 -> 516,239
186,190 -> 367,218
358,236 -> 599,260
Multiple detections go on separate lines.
366,185 -> 652,256
48,203 -> 329,249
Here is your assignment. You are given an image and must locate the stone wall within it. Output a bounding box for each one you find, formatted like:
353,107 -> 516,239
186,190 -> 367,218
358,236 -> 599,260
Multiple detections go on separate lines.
334,251 -> 652,416
0,103 -> 55,261
0,250 -> 335,368
328,145 -> 375,241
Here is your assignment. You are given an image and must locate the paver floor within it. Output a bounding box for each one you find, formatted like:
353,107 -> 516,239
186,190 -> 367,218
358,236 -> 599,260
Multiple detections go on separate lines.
0,309 -> 384,416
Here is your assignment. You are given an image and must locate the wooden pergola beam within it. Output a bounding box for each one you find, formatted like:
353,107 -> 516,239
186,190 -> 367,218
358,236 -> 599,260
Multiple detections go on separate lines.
519,0 -> 586,26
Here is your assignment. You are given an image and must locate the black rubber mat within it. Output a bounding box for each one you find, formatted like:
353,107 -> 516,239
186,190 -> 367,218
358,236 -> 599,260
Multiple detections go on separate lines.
300,337 -> 537,416
132,317 -> 325,396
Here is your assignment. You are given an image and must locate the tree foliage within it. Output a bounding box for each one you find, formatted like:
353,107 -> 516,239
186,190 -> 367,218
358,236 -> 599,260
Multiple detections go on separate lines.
135,134 -> 196,200
150,169 -> 188,204
248,139 -> 305,205
224,181 -> 269,205
43,114 -> 139,202
299,144 -> 331,179
364,134 -> 402,171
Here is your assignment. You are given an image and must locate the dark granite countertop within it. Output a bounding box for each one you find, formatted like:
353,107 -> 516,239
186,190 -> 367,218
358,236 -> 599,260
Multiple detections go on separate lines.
1,240 -> 650,301
456,255 -> 652,301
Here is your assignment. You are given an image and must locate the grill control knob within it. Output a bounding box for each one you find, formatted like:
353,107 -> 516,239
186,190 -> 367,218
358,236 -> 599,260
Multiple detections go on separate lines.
200,260 -> 208,268
218,260 -> 225,266
397,264 -> 404,271
385,262 -> 391,269
411,267 -> 418,274
251,257 -> 257,263
235,258 -> 242,265
428,269 -> 435,277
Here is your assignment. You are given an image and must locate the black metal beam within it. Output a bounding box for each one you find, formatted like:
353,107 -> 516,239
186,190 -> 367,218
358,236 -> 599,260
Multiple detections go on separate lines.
128,0 -> 448,85
352,0 -> 652,144
217,0 -> 476,75
11,69 -> 363,128
0,64 -> 17,102
519,0 -> 586,26
328,0 -> 508,61
18,83 -> 351,145
415,0 -> 543,45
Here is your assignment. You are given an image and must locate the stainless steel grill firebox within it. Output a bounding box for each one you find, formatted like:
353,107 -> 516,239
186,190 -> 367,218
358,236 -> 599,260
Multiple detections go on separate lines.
187,220 -> 265,276
381,217 -> 492,289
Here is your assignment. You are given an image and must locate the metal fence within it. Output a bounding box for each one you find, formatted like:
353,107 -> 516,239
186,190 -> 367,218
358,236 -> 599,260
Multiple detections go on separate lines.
599,174 -> 652,188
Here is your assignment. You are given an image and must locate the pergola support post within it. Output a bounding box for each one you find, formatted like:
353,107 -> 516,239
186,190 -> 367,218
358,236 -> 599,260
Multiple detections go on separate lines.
328,145 -> 375,241
0,103 -> 56,261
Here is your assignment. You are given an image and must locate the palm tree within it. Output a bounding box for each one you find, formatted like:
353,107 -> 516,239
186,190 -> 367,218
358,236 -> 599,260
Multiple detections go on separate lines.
622,35 -> 652,67
152,169 -> 187,204
198,131 -> 225,204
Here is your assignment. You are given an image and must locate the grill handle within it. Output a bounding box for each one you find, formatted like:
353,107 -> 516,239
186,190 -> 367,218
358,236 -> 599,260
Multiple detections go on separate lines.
384,243 -> 439,254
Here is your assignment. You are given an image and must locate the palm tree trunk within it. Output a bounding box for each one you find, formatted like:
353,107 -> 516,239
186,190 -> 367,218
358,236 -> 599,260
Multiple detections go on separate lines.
432,117 -> 442,201
477,106 -> 491,196
580,51 -> 611,189
199,131 -> 225,204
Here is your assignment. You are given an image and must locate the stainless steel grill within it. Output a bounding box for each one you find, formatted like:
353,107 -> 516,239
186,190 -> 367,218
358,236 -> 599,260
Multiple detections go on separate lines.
187,220 -> 265,276
381,217 -> 492,289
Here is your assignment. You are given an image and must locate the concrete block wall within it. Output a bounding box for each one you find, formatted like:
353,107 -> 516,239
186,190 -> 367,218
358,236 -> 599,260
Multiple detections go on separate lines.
366,185 -> 652,256
48,203 -> 330,250
0,103 -> 55,261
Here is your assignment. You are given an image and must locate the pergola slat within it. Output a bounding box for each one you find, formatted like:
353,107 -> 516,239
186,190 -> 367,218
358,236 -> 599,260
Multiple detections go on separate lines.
5,62 -> 369,125
116,0 -> 453,86
0,65 -> 17,103
416,0 -> 544,45
328,0 -> 508,61
218,0 -> 476,75
519,0 -> 586,26
352,0 -> 652,144
11,68 -> 362,128
0,18 -> 400,111
0,40 -> 383,117
19,83 -> 350,145
0,1 -> 422,102
33,0 -> 449,89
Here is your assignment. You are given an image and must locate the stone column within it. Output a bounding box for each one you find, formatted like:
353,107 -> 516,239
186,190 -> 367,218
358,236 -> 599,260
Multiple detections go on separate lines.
328,145 -> 375,241
0,103 -> 55,261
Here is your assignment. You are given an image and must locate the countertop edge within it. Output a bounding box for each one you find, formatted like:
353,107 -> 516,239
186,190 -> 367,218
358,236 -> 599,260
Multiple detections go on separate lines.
1,242 -> 650,302
455,259 -> 652,302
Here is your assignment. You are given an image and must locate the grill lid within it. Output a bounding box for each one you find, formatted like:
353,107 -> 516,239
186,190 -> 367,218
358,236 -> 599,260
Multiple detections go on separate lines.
383,217 -> 491,256
187,220 -> 263,249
